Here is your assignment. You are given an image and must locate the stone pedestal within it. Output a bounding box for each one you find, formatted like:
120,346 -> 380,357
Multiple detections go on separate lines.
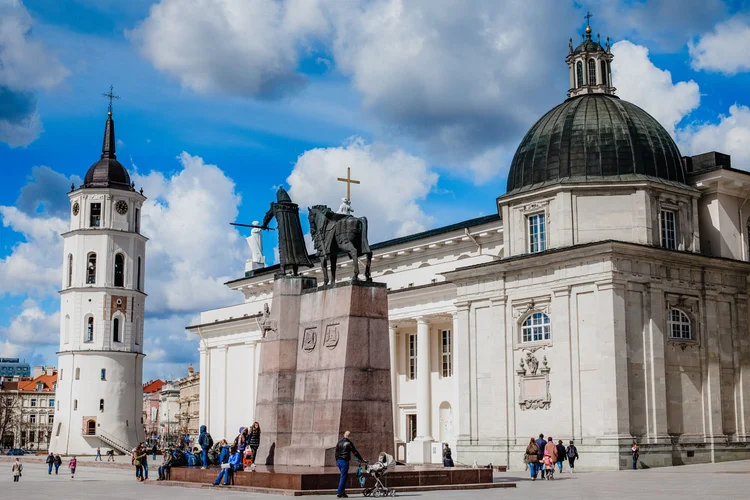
261,279 -> 394,467
255,276 -> 317,465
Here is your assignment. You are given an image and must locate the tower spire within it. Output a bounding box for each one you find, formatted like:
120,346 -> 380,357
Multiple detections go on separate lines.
100,86 -> 119,160
566,16 -> 615,98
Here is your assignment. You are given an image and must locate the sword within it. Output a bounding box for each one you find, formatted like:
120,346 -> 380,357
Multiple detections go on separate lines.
230,223 -> 276,230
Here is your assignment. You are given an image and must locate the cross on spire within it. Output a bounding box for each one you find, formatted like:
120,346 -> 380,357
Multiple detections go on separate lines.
584,11 -> 593,26
102,85 -> 120,115
337,167 -> 360,202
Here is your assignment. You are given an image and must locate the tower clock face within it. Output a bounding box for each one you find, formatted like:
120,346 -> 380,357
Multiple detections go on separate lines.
115,200 -> 129,215
72,202 -> 80,216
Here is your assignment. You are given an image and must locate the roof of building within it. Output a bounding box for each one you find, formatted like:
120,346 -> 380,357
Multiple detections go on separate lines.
505,94 -> 686,195
17,371 -> 57,393
83,112 -> 132,191
143,379 -> 166,394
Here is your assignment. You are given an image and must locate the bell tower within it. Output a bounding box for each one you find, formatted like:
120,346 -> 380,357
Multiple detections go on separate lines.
567,13 -> 615,98
50,94 -> 147,456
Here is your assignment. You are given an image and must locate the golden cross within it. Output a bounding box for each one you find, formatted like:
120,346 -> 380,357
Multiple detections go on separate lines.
337,167 -> 360,201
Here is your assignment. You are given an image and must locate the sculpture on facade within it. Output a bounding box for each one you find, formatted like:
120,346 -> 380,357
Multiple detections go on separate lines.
261,187 -> 313,276
308,205 -> 372,285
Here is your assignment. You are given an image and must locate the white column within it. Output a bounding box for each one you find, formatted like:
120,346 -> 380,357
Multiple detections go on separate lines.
416,317 -> 433,441
198,345 -> 209,430
388,323 -> 398,440
245,341 -> 257,421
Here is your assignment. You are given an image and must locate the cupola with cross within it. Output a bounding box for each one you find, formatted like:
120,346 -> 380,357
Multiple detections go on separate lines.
566,12 -> 615,98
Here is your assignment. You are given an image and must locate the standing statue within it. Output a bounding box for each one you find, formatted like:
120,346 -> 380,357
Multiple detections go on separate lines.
262,187 -> 313,276
308,205 -> 371,285
245,220 -> 266,272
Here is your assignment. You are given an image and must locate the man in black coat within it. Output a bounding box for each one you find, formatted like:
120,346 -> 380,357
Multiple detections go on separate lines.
535,434 -> 547,479
335,431 -> 366,498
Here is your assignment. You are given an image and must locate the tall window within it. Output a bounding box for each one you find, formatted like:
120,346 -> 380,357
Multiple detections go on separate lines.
49,398 -> 54,407
137,257 -> 142,291
441,329 -> 452,377
99,399 -> 105,412
86,317 -> 94,342
588,59 -> 597,85
30,399 -> 37,407
135,208 -> 140,233
668,309 -> 692,340
600,60 -> 608,86
48,414 -> 54,424
101,369 -> 106,380
522,312 -> 551,343
87,253 -> 97,284
408,333 -> 417,380
406,414 -> 417,442
90,202 -> 101,227
576,61 -> 583,87
114,253 -> 124,287
113,318 -> 120,343
73,400 -> 78,410
75,368 -> 80,380
30,414 -> 36,424
528,214 -> 546,253
67,254 -> 73,287
660,210 -> 677,249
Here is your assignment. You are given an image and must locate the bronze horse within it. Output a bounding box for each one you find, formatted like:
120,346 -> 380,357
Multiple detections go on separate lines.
308,205 -> 372,285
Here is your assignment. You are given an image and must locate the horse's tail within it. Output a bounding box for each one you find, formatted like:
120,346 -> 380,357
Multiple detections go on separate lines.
359,216 -> 371,254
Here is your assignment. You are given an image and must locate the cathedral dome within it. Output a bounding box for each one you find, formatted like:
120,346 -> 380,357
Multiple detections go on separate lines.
83,111 -> 132,191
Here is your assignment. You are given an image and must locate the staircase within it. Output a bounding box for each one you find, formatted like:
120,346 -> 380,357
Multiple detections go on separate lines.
97,429 -> 131,455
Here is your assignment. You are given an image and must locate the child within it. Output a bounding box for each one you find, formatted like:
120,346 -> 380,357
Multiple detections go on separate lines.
542,450 -> 554,480
69,456 -> 77,478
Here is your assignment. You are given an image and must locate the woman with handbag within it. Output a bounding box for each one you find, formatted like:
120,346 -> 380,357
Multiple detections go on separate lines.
525,437 -> 540,481
12,458 -> 23,482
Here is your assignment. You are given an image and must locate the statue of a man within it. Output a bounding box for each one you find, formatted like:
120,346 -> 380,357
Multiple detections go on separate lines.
338,197 -> 354,216
246,220 -> 265,266
262,186 -> 313,276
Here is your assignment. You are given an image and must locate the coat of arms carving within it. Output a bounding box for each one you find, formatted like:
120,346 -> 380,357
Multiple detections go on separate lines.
302,327 -> 317,353
324,324 -> 339,349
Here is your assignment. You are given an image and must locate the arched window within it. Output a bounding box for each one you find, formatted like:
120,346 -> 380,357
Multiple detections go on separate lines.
75,367 -> 80,380
99,399 -> 104,412
588,59 -> 597,85
86,419 -> 96,435
137,257 -> 142,291
668,309 -> 692,340
86,253 -> 97,284
114,253 -> 124,287
86,317 -> 94,342
600,60 -> 608,86
521,312 -> 551,343
67,254 -> 73,288
113,317 -> 120,343
576,61 -> 583,87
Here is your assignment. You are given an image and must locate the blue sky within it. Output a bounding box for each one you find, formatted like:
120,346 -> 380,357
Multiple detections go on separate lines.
1,0 -> 749,380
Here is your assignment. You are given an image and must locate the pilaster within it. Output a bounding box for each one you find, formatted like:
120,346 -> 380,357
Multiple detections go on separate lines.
415,316 -> 433,441
453,302 -> 472,444
646,283 -> 670,442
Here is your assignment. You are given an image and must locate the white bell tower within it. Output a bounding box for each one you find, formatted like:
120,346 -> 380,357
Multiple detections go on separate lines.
50,99 -> 147,455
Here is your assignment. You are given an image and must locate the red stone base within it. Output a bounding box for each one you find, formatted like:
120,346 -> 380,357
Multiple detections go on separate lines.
166,464 -> 511,493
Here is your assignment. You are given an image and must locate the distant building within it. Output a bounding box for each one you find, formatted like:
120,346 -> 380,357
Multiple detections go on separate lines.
0,358 -> 31,379
158,382 -> 180,446
176,365 -> 200,446
0,367 -> 57,450
142,379 -> 165,442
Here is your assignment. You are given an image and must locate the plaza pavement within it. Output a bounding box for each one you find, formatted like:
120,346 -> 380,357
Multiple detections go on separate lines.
2,458 -> 748,499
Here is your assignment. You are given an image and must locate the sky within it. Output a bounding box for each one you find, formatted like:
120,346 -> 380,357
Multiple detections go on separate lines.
1,0 -> 749,381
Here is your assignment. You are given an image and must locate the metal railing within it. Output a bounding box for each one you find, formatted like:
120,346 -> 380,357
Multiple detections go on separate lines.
97,428 -> 131,455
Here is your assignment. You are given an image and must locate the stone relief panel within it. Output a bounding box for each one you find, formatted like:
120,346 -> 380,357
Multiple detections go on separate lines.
324,323 -> 339,350
302,327 -> 317,353
516,349 -> 551,410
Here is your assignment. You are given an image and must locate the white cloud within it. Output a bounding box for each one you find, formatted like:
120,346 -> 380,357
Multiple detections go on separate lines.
287,137 -> 437,240
1,299 -> 59,345
678,104 -> 750,169
129,0 -> 330,99
0,206 -> 67,296
689,16 -> 750,75
612,40 -> 700,136
0,0 -> 69,147
133,151 -> 247,315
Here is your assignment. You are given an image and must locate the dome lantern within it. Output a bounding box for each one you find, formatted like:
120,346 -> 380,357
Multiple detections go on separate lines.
566,12 -> 615,98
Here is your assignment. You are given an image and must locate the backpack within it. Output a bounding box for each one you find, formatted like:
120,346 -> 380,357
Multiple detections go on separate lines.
186,453 -> 199,467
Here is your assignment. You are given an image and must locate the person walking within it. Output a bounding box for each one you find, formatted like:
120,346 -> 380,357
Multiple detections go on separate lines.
54,454 -> 62,474
95,447 -> 102,461
631,442 -> 639,470
68,456 -> 77,479
248,422 -> 261,464
11,458 -> 22,482
335,431 -> 366,498
566,441 -> 579,472
555,440 -> 566,473
442,443 -> 454,467
46,452 -> 55,474
151,443 -> 157,461
534,434 -> 546,479
198,425 -> 213,469
544,437 -> 558,480
107,449 -> 115,462
525,438 -> 540,481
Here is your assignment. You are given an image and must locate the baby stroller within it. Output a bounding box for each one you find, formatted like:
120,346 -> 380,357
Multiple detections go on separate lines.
360,452 -> 396,497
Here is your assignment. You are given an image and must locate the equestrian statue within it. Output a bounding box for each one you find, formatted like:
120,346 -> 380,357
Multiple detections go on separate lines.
308,205 -> 372,285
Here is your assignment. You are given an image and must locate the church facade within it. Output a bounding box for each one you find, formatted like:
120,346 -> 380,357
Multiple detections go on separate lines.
190,24 -> 750,469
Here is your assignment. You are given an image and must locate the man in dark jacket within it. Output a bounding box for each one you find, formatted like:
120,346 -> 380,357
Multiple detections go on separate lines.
535,434 -> 547,479
46,452 -> 55,474
198,425 -> 213,469
335,431 -> 366,498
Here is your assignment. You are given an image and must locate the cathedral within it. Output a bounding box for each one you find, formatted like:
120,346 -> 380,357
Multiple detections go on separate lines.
191,22 -> 750,469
